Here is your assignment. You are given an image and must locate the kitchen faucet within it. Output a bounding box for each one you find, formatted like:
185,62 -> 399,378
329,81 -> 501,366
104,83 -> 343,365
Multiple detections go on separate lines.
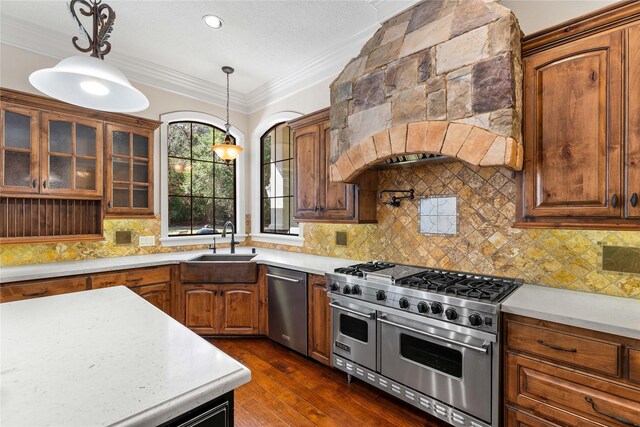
221,221 -> 236,254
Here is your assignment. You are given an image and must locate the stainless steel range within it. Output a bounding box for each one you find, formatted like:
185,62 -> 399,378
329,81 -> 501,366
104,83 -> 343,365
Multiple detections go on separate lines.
327,262 -> 522,427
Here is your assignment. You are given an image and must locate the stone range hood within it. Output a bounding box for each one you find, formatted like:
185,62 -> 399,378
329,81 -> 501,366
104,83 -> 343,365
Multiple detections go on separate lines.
329,0 -> 523,183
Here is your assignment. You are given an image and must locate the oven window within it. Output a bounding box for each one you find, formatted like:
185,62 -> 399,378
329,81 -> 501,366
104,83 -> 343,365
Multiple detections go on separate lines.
340,314 -> 368,342
400,334 -> 462,378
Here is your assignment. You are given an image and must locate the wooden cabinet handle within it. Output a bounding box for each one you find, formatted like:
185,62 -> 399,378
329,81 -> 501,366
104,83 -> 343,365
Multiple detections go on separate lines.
585,396 -> 639,426
631,193 -> 638,208
537,339 -> 576,353
611,193 -> 619,208
22,290 -> 48,297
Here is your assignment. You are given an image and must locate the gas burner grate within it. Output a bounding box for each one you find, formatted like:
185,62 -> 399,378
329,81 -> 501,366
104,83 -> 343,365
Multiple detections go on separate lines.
334,261 -> 396,277
395,269 -> 517,302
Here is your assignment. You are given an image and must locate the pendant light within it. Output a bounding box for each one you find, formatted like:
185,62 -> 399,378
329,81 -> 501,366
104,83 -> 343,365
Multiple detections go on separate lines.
29,0 -> 149,113
211,66 -> 243,163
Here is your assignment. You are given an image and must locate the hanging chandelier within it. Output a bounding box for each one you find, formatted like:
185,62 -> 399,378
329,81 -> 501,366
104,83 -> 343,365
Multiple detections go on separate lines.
29,0 -> 149,113
211,66 -> 243,163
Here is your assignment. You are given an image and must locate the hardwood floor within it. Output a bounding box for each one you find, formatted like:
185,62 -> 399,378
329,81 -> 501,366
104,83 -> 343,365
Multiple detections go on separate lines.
209,338 -> 450,427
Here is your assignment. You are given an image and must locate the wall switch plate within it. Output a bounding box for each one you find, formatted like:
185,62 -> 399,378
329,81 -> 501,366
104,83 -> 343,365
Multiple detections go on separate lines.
336,231 -> 348,246
115,230 -> 132,245
139,236 -> 155,247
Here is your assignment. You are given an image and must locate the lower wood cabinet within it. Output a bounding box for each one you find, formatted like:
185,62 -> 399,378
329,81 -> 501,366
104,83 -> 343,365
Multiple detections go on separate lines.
0,276 -> 88,302
90,266 -> 173,316
307,273 -> 331,366
182,284 -> 259,335
132,283 -> 171,315
504,314 -> 640,426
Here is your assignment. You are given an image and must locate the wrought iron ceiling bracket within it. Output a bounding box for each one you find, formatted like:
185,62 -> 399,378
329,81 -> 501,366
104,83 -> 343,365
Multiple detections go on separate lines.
69,0 -> 116,59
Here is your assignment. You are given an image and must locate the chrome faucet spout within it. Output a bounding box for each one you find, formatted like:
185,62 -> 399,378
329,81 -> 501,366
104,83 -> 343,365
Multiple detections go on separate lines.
221,221 -> 236,253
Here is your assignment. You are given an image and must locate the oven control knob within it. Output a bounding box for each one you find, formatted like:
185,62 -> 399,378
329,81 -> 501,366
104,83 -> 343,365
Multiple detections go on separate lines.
430,302 -> 443,315
352,285 -> 361,295
329,283 -> 340,292
399,298 -> 410,309
469,314 -> 483,326
417,302 -> 429,313
376,290 -> 386,301
343,285 -> 352,295
445,308 -> 458,321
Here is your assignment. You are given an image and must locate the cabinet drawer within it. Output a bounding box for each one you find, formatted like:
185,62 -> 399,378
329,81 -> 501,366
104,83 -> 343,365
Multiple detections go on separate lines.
507,353 -> 640,426
91,267 -> 171,289
506,320 -> 621,376
506,407 -> 560,427
0,277 -> 87,302
630,349 -> 640,384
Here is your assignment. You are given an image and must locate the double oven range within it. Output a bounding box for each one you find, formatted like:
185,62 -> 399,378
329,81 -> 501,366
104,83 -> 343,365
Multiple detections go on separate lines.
326,262 -> 521,427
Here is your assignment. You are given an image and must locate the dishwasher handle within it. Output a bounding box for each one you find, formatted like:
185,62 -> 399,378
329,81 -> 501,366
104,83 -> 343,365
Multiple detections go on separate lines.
266,273 -> 301,283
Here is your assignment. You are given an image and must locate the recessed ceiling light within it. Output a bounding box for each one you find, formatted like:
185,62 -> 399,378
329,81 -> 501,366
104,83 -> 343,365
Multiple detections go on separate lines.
203,14 -> 223,29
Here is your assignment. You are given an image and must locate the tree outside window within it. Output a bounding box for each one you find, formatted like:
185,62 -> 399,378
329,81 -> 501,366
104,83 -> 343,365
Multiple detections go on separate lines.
167,121 -> 236,236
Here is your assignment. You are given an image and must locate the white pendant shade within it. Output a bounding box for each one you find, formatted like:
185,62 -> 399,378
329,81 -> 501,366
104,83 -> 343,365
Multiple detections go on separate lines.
29,55 -> 149,113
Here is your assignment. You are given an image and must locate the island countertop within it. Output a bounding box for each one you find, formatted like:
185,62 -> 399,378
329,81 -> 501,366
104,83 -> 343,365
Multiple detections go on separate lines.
0,286 -> 251,426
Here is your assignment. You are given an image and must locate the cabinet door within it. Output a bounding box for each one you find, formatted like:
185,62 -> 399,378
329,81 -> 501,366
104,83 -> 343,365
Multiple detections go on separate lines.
105,124 -> 153,215
627,24 -> 640,218
183,286 -> 218,335
0,104 -> 39,194
133,283 -> 171,316
320,120 -> 356,220
523,30 -> 623,218
293,123 -> 321,219
40,112 -> 103,197
307,274 -> 331,365
217,285 -> 259,335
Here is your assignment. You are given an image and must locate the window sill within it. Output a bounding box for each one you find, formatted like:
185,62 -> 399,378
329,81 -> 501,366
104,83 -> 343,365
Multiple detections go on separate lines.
160,234 -> 247,247
250,233 -> 304,247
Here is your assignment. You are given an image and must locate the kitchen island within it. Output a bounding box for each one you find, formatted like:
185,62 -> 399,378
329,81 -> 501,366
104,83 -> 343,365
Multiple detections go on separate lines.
0,286 -> 250,426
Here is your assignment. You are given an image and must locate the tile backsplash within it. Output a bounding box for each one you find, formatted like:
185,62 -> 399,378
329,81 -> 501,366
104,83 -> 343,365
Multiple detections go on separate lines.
1,161 -> 639,298
250,162 -> 640,299
419,196 -> 458,235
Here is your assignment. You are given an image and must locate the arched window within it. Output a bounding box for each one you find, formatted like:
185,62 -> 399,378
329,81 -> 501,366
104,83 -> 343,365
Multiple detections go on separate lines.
167,121 -> 236,236
260,122 -> 298,235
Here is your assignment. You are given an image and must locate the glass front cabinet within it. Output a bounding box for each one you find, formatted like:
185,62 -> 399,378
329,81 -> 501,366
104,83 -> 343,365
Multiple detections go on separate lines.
0,103 -> 40,194
40,112 -> 103,197
105,124 -> 154,215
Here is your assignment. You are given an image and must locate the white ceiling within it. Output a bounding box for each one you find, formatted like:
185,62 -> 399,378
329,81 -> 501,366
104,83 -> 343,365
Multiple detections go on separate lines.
0,0 -> 618,113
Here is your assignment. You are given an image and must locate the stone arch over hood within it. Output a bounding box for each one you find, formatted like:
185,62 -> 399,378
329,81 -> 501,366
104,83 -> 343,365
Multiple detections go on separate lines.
329,0 -> 524,182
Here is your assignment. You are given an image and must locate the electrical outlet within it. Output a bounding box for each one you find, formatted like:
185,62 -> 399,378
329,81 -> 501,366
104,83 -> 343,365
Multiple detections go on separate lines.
336,231 -> 348,246
139,236 -> 155,247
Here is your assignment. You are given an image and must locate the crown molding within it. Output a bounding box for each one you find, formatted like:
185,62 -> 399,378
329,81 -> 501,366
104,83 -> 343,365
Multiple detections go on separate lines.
1,0 -> 419,116
0,15 -> 252,113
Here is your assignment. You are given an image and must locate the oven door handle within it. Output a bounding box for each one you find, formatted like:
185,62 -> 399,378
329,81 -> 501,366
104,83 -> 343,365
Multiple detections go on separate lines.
329,302 -> 376,320
377,317 -> 489,354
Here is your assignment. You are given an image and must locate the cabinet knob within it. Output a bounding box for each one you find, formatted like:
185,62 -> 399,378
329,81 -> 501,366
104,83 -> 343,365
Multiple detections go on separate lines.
107,201 -> 112,208
632,193 -> 639,208
42,180 -> 47,189
32,179 -> 37,188
611,193 -> 619,208
213,290 -> 217,296
220,289 -> 224,295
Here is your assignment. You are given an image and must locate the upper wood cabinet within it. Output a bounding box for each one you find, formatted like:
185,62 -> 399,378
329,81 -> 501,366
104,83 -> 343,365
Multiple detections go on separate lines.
290,108 -> 377,224
105,124 -> 153,215
41,112 -> 103,197
0,103 -> 39,194
517,4 -> 640,230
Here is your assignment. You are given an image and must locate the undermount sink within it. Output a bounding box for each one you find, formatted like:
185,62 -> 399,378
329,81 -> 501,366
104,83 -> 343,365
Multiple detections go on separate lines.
188,254 -> 257,262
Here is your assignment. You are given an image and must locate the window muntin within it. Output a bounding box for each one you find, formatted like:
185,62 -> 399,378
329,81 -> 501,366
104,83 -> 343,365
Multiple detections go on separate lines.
260,123 -> 298,235
167,121 -> 236,236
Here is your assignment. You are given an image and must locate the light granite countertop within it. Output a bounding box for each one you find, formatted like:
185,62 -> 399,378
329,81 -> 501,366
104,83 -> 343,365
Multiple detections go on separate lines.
0,286 -> 251,426
502,284 -> 640,340
0,247 -> 358,283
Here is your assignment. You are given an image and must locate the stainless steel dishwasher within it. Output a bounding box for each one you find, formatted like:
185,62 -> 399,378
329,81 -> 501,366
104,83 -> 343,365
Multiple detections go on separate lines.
267,266 -> 308,356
